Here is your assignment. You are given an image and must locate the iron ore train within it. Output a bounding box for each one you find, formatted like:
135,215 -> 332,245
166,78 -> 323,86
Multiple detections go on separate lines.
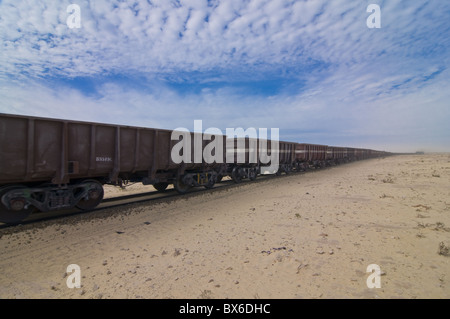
0,113 -> 390,223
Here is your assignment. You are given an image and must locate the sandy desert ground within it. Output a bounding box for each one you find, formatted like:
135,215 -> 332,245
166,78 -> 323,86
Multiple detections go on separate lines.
0,154 -> 449,299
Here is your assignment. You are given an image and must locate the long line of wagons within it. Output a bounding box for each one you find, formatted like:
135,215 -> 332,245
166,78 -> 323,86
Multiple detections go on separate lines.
0,113 -> 390,223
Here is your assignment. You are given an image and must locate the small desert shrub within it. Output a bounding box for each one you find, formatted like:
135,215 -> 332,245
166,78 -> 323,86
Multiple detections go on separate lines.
382,177 -> 394,183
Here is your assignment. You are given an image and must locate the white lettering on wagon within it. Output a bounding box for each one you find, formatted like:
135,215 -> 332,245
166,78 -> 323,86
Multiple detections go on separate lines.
96,157 -> 113,162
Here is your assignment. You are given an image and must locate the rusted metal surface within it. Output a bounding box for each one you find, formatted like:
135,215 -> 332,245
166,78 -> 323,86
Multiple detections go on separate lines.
0,114 -> 227,187
0,113 -> 392,223
278,141 -> 296,165
327,146 -> 347,161
295,143 -> 328,162
1,113 -> 391,187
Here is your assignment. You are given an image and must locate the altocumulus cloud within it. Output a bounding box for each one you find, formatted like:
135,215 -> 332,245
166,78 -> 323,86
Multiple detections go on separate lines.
0,0 -> 449,152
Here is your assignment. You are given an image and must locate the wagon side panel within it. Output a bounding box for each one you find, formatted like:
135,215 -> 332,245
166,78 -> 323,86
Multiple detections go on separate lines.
0,116 -> 28,183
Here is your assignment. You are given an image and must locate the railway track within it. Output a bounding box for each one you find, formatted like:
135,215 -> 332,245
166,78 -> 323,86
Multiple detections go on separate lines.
0,160 -> 365,231
0,172 -> 294,230
0,113 -> 391,230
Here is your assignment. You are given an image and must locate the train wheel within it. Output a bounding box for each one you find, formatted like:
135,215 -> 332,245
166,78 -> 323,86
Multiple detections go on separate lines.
203,180 -> 215,189
249,168 -> 257,181
231,167 -> 242,183
153,182 -> 169,192
0,186 -> 34,224
276,167 -> 282,176
203,173 -> 217,189
76,180 -> 104,210
174,176 -> 190,194
285,164 -> 292,174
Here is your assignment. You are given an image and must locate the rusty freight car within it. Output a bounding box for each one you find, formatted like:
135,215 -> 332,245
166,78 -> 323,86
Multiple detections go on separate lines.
0,113 -> 226,223
277,140 -> 297,175
326,146 -> 348,165
294,143 -> 329,169
0,113 -> 391,224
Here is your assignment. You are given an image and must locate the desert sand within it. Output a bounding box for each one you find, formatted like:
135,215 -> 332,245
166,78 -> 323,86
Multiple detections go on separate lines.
0,154 -> 449,299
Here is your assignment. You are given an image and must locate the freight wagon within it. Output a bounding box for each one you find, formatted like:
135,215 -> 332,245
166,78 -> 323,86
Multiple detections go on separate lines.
327,146 -> 348,165
0,114 -> 227,223
294,143 -> 329,169
0,113 -> 390,224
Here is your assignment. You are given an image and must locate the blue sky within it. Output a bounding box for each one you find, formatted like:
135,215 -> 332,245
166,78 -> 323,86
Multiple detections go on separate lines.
1,0 -> 449,152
